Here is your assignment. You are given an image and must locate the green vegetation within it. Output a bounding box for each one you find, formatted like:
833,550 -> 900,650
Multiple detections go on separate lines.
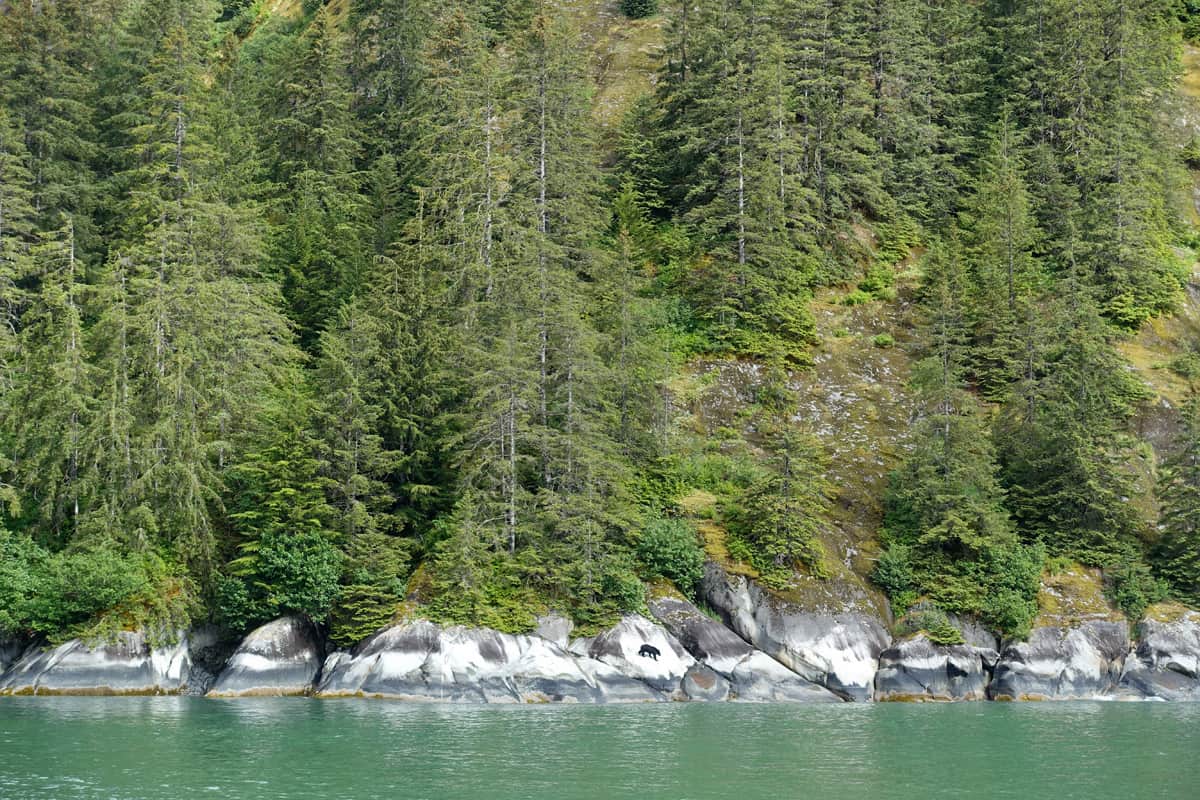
620,0 -> 657,19
894,608 -> 965,647
635,517 -> 705,595
0,0 -> 1197,648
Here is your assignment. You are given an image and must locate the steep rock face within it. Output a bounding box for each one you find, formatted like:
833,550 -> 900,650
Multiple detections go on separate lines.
0,631 -> 191,695
1119,612 -> 1200,700
0,636 -> 25,674
701,563 -> 889,701
990,622 -> 1130,700
317,619 -> 664,703
573,614 -> 694,694
874,635 -> 997,701
648,595 -> 841,702
182,625 -> 238,696
207,616 -> 322,697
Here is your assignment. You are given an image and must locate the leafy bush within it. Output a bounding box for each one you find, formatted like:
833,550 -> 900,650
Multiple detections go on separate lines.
1169,352 -> 1200,381
602,565 -> 647,613
620,0 -> 658,18
218,529 -> 343,631
635,517 -> 705,594
872,333 -> 895,348
971,544 -> 1044,638
858,264 -> 897,301
0,532 -> 194,642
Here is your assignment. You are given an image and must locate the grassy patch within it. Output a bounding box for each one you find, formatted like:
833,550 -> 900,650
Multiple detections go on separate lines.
1034,564 -> 1124,627
577,0 -> 666,143
1142,600 -> 1200,623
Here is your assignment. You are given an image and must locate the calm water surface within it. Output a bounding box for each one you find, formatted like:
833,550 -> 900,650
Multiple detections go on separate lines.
1,699 -> 1197,799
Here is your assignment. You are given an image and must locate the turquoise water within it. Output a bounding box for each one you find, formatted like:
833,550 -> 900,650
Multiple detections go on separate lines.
1,699 -> 1197,799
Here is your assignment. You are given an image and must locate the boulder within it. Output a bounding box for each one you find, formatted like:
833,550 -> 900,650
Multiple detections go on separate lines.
874,635 -> 996,701
726,651 -> 843,702
1118,611 -> 1200,701
317,619 -> 664,703
944,612 -> 1000,651
649,594 -> 840,702
0,630 -> 191,695
990,621 -> 1129,701
207,616 -> 322,697
701,563 -> 889,701
648,595 -> 755,673
681,663 -> 731,701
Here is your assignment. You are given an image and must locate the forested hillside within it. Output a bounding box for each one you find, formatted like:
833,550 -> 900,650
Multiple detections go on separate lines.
1,0 -> 1198,649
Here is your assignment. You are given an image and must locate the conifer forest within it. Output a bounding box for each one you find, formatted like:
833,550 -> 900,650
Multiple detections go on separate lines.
3,0 -> 1200,649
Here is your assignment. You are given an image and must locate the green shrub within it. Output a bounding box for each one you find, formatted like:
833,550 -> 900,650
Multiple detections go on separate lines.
1169,352 -> 1200,381
857,265 -> 896,300
0,532 -> 194,642
620,0 -> 658,19
635,517 -> 705,594
218,528 -> 343,631
603,565 -> 647,612
1107,559 -> 1168,621
873,543 -> 917,611
872,333 -> 895,348
841,289 -> 873,306
897,608 -> 965,646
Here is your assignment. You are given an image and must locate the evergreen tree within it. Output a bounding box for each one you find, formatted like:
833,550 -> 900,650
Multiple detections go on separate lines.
86,0 -> 299,582
0,0 -> 98,246
996,255 -> 1147,563
1155,393 -> 1200,606
725,366 -> 830,586
0,107 -> 36,368
2,219 -> 90,543
268,5 -> 368,347
658,0 -> 818,360
959,108 -> 1044,399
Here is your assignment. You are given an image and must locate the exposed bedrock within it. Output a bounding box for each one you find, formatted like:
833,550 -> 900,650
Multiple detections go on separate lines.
0,630 -> 191,695
1118,612 -> 1200,700
648,594 -> 841,702
207,616 -> 323,697
874,635 -> 998,702
317,617 -> 669,703
989,622 -> 1130,701
700,563 -> 889,701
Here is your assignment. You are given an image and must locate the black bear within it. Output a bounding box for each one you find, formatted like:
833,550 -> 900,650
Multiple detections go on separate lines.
638,644 -> 661,660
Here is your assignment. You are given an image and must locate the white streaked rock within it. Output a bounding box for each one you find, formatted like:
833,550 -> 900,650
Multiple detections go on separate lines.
0,631 -> 191,695
207,616 -> 322,697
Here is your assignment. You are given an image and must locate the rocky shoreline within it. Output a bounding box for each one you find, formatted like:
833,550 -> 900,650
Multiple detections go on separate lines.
3,564 -> 1199,702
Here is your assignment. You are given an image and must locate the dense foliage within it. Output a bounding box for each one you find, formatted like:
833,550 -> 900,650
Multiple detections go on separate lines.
0,0 -> 1196,646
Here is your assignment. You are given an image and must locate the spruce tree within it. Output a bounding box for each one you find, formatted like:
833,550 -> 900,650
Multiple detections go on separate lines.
0,107 -> 36,368
267,5 -> 368,348
0,0 -> 98,247
996,252 -> 1146,563
2,219 -> 90,543
1155,393 -> 1200,605
959,108 -> 1044,399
